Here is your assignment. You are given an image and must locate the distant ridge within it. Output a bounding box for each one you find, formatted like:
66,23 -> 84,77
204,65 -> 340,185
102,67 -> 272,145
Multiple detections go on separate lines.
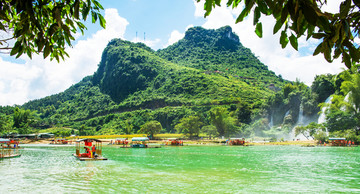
22,26 -> 286,133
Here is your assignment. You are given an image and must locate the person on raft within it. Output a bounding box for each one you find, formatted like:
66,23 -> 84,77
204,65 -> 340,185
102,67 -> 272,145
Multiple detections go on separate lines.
92,145 -> 96,158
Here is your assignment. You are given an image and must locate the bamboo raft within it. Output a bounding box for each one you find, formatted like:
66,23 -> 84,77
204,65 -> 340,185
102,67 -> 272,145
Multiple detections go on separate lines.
72,154 -> 108,161
74,138 -> 108,161
0,138 -> 21,159
1,154 -> 21,159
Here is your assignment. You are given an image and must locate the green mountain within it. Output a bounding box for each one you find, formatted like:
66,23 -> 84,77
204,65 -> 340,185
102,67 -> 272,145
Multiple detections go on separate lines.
21,26 -> 286,135
158,26 -> 283,87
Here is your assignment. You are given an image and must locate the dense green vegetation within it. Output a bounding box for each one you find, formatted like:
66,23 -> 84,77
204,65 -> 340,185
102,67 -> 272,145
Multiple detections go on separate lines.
261,65 -> 360,143
2,27 -> 282,137
321,65 -> 360,142
158,26 -> 284,89
2,26 -> 358,142
0,0 -> 105,61
198,0 -> 360,69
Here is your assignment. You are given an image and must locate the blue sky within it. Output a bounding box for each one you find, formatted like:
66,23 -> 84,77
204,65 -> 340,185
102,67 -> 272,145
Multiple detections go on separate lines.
80,0 -> 205,49
0,0 -> 346,106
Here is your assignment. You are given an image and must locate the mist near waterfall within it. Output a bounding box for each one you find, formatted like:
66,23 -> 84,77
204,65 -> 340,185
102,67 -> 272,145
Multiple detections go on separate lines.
261,96 -> 333,141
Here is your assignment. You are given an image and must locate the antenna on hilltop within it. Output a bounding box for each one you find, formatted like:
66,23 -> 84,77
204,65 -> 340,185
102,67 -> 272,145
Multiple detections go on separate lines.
144,32 -> 146,42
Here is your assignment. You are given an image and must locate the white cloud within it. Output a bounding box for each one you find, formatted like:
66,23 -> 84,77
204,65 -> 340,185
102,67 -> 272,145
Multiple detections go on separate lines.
0,8 -> 129,106
167,30 -> 183,46
194,1 -> 344,85
194,0 -> 205,18
321,1 -> 341,13
131,37 -> 161,48
164,25 -> 194,48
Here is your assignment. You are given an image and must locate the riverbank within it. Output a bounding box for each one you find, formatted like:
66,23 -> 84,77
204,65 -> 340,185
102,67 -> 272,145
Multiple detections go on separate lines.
3,144 -> 359,193
20,138 -> 317,146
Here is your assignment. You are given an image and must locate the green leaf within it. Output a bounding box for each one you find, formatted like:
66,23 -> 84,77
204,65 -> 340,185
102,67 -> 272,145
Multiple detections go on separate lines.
323,42 -> 332,62
287,0 -> 295,17
64,34 -> 71,46
289,34 -> 298,50
10,41 -> 22,56
48,24 -> 58,36
74,0 -> 80,19
342,20 -> 350,36
257,0 -> 270,15
255,22 -> 262,38
54,54 -> 60,62
236,7 -> 249,23
340,0 -> 351,19
53,6 -> 62,24
44,44 -> 51,58
26,48 -> 32,59
317,16 -> 331,33
280,4 -> 288,24
98,14 -> 106,29
280,30 -> 289,48
306,24 -> 315,40
15,47 -> 23,58
37,38 -> 45,52
204,0 -> 214,17
82,4 -> 90,20
253,7 -> 261,25
215,0 -> 221,6
333,47 -> 342,59
226,0 -> 234,7
272,2 -> 282,17
302,3 -> 318,26
349,45 -> 360,62
342,52 -> 351,68
273,19 -> 283,34
331,24 -> 341,43
92,11 -> 97,23
10,46 -> 18,56
312,33 -> 326,39
93,0 -> 104,10
313,42 -> 323,56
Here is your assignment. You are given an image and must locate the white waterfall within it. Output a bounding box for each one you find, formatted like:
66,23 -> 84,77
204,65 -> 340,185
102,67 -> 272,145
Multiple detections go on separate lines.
317,96 -> 332,124
298,107 -> 304,125
289,106 -> 308,140
269,114 -> 274,128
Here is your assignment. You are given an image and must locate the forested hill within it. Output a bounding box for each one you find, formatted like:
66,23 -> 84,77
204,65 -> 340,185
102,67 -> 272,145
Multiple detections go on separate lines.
21,26 -> 287,133
157,26 -> 283,87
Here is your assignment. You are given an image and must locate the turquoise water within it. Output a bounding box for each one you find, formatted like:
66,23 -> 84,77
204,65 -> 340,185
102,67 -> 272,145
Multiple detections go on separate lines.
1,145 -> 359,193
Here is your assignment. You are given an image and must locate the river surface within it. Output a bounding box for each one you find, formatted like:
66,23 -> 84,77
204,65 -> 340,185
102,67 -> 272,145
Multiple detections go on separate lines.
1,145 -> 359,193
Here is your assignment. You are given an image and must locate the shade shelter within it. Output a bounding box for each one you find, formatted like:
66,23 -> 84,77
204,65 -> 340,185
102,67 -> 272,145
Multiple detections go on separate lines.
73,138 -> 107,161
131,137 -> 149,148
115,138 -> 128,145
0,138 -> 10,144
50,138 -> 69,144
165,138 -> 183,146
0,138 -> 21,159
329,138 -> 347,146
228,138 -> 246,146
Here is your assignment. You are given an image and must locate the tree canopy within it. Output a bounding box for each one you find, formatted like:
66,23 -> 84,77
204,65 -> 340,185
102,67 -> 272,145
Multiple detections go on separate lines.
175,116 -> 203,138
139,121 -> 162,137
0,0 -> 105,61
197,0 -> 360,68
